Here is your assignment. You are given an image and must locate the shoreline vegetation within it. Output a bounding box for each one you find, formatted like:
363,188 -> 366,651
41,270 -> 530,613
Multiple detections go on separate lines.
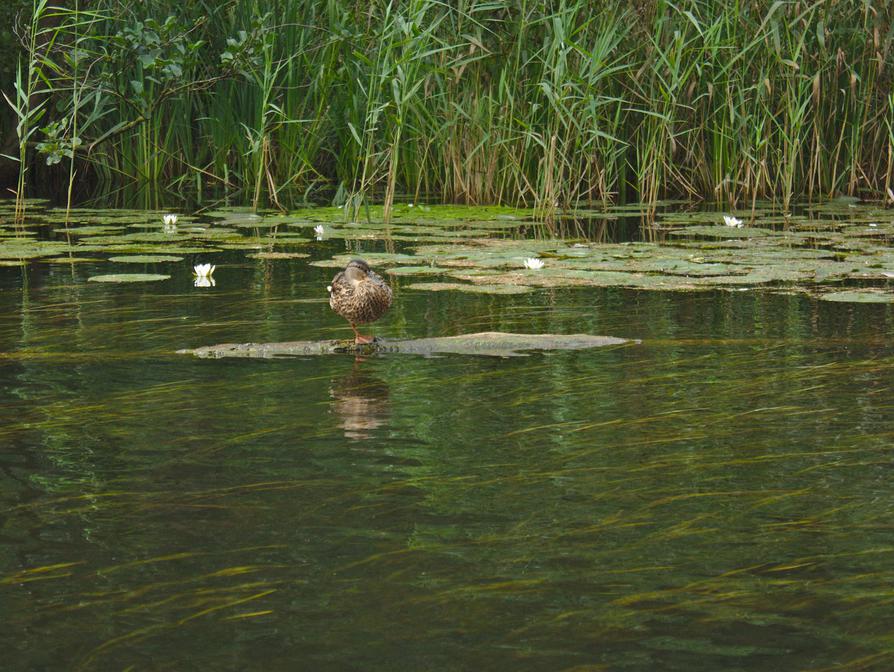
2,1 -> 893,217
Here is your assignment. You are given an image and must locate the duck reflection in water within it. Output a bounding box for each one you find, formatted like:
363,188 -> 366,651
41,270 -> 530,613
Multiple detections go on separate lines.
329,365 -> 390,441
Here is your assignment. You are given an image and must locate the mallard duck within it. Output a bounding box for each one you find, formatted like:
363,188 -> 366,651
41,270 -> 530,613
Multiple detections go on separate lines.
327,259 -> 393,344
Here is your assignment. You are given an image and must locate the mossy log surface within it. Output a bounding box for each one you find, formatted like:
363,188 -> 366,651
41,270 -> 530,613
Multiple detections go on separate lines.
179,332 -> 634,359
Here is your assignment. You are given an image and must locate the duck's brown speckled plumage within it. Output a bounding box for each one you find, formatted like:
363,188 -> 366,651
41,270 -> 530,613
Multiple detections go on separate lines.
328,259 -> 392,328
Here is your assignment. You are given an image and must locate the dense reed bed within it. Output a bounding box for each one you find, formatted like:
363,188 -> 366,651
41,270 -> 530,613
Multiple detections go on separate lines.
4,0 -> 893,213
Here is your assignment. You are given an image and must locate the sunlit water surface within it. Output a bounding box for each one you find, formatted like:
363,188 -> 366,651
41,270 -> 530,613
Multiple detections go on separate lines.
3,238 -> 894,671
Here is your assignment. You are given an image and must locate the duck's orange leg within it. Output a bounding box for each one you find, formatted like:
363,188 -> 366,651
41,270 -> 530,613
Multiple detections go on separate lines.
351,324 -> 375,345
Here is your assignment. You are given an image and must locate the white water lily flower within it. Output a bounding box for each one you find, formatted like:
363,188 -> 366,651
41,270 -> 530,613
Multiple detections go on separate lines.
723,215 -> 743,228
313,224 -> 325,239
163,214 -> 178,226
194,276 -> 215,288
523,257 -> 545,270
193,263 -> 215,278
869,222 -> 878,228
408,203 -> 414,208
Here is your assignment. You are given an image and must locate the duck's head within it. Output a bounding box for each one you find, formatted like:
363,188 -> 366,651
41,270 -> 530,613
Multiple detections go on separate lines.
344,259 -> 370,283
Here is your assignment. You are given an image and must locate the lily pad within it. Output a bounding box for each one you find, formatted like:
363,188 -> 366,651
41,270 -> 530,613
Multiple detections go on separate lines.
231,221 -> 289,229
0,240 -> 75,259
310,253 -> 422,269
40,257 -> 102,264
819,290 -> 894,303
61,226 -> 126,236
107,255 -> 184,263
666,225 -> 775,239
86,232 -> 193,244
87,273 -> 171,283
217,243 -> 266,250
407,282 -> 533,294
180,332 -> 633,359
385,266 -> 450,276
79,245 -> 215,255
245,252 -> 310,259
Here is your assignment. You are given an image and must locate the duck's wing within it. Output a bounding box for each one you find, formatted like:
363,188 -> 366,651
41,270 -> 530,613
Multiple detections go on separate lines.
328,271 -> 349,311
366,270 -> 393,307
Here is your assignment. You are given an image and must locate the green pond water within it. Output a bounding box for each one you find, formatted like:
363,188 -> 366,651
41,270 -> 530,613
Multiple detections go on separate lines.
3,201 -> 894,671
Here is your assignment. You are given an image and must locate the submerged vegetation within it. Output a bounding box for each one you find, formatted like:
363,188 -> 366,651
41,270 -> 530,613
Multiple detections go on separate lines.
2,0 -> 893,214
182,332 -> 632,358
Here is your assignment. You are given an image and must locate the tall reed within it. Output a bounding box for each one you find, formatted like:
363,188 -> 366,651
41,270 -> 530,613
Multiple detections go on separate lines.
4,0 -> 893,211
6,0 -> 52,221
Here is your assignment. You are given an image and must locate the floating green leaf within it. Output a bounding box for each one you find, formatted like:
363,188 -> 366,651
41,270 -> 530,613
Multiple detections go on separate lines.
384,266 -> 449,276
87,273 -> 171,283
58,226 -> 125,236
819,290 -> 894,303
108,255 -> 184,263
246,252 -> 310,259
406,282 -> 533,294
40,257 -> 102,264
0,240 -> 74,259
666,225 -> 776,239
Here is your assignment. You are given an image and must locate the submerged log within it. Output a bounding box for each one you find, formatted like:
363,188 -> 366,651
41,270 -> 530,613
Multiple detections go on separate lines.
178,332 -> 634,359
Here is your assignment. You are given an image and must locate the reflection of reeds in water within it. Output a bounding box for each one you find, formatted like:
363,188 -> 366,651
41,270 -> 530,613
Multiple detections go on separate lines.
329,367 -> 390,441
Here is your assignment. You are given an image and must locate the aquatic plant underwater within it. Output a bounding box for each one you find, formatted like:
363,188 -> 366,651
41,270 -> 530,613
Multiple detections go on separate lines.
3,0 -> 893,217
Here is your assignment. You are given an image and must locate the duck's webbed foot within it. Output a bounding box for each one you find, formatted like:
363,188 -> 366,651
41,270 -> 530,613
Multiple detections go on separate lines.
350,324 -> 375,345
